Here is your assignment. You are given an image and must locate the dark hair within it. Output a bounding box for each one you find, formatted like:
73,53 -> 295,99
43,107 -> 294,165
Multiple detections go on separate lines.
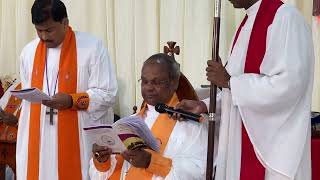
145,53 -> 181,81
31,0 -> 68,25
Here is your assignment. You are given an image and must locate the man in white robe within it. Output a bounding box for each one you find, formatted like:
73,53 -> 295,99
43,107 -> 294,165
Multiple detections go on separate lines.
176,0 -> 314,179
17,0 -> 117,179
89,53 -> 208,180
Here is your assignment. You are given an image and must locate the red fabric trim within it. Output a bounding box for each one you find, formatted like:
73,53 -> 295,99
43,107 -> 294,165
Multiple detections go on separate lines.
240,124 -> 265,179
312,138 -> 320,180
245,0 -> 284,74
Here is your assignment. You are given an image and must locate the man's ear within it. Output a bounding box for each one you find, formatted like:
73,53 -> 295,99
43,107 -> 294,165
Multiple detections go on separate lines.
172,79 -> 179,91
62,18 -> 69,28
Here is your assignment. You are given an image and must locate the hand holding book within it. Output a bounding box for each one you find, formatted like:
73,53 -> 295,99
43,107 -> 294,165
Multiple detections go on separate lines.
84,115 -> 160,154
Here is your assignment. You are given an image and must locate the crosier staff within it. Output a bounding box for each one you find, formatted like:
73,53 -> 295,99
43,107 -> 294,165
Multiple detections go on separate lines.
206,0 -> 221,179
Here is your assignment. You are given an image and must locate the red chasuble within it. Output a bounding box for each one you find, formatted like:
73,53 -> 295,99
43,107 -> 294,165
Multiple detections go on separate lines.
230,0 -> 284,179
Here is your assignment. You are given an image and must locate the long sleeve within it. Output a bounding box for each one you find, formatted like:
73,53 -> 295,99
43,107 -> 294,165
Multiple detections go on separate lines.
18,48 -> 30,115
230,6 -> 314,113
19,50 -> 28,90
163,121 -> 208,180
86,40 -> 118,121
219,5 -> 314,178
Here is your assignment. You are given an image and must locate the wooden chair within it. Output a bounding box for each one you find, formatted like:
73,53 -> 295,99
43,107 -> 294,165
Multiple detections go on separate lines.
164,41 -> 198,102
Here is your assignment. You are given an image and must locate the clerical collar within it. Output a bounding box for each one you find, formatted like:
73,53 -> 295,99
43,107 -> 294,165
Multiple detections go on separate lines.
55,43 -> 63,49
146,104 -> 156,112
47,42 -> 63,49
246,0 -> 262,17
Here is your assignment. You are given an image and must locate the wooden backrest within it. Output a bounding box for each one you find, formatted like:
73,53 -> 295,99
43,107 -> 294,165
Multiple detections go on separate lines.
163,41 -> 199,101
176,73 -> 199,101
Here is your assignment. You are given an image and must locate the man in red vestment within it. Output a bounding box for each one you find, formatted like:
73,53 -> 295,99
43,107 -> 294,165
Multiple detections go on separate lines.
176,0 -> 314,179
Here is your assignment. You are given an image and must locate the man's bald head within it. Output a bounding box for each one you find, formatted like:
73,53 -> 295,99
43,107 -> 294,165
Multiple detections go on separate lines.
143,53 -> 180,82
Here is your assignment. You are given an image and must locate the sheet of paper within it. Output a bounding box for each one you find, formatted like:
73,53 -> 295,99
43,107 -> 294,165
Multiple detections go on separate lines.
84,116 -> 160,153
114,115 -> 160,152
84,126 -> 127,153
11,88 -> 51,103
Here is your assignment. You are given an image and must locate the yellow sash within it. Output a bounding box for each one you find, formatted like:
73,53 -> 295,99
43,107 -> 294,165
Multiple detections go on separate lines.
125,93 -> 179,179
94,94 -> 179,179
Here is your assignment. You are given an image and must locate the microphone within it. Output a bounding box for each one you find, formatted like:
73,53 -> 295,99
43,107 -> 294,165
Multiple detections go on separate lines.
155,103 -> 201,122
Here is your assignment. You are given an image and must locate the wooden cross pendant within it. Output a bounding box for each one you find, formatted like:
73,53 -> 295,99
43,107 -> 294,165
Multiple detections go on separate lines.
46,108 -> 57,125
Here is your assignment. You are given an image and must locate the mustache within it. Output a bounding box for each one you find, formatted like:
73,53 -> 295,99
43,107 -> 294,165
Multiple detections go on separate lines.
41,40 -> 54,43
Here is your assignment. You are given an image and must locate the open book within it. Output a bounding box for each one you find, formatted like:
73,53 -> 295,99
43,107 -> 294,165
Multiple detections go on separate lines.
11,88 -> 51,103
84,115 -> 160,153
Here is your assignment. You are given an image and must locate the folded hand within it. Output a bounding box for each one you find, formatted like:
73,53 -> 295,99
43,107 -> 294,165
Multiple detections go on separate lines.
122,149 -> 151,168
42,93 -> 72,110
92,143 -> 112,163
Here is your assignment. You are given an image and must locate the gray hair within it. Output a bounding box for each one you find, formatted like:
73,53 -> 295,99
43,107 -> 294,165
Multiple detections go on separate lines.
144,53 -> 180,81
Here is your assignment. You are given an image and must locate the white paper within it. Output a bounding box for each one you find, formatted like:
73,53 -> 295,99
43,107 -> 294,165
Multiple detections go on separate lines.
84,126 -> 127,153
11,88 -> 51,103
84,116 -> 160,153
113,116 -> 160,152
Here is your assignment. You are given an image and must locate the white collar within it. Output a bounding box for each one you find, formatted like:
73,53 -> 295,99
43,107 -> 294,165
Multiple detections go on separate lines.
246,0 -> 262,17
146,104 -> 156,112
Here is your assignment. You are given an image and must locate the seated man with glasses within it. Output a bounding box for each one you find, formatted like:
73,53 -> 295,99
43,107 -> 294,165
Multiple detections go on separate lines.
89,53 -> 208,180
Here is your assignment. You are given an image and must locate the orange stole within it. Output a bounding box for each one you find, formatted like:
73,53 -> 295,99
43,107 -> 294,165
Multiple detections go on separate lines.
125,94 -> 179,179
94,94 -> 179,179
27,26 -> 82,180
94,154 -> 124,180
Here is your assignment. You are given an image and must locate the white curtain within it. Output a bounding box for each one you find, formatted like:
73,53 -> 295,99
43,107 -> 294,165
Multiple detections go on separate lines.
0,0 -> 319,117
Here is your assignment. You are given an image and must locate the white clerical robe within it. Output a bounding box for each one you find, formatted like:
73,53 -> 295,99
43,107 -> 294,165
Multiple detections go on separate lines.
89,104 -> 208,180
212,1 -> 314,180
17,32 -> 118,180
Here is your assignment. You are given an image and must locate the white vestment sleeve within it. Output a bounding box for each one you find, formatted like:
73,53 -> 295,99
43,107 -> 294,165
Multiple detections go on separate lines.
86,40 -> 118,121
18,51 -> 29,116
224,5 -> 314,178
163,121 -> 208,180
89,155 -> 118,180
19,51 -> 28,90
230,8 -> 314,113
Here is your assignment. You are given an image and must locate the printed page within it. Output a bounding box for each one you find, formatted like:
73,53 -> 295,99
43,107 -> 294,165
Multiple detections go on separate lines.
84,125 -> 127,153
114,116 -> 160,152
11,88 -> 51,103
84,116 -> 160,153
